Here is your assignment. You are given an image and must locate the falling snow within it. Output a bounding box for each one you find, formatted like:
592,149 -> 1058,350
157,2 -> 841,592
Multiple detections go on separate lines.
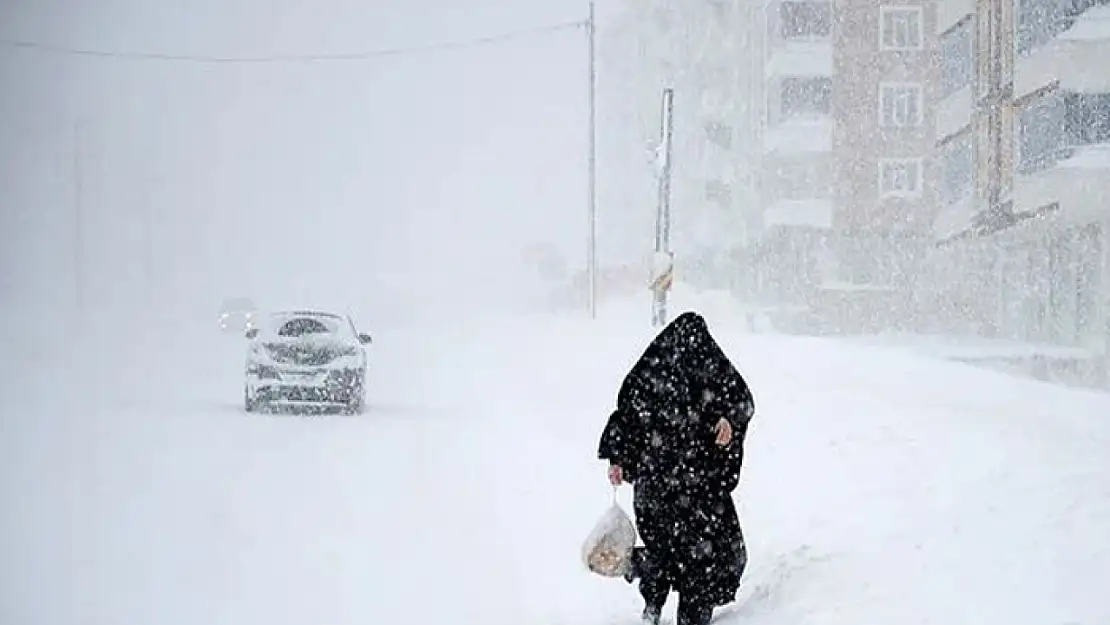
3,1 -> 1110,624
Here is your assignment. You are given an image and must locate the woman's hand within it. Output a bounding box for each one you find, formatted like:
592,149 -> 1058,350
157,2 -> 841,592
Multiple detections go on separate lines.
608,464 -> 624,485
714,418 -> 733,446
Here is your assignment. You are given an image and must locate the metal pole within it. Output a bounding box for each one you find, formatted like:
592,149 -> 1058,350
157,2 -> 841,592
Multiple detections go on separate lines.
586,0 -> 599,320
753,0 -> 771,295
653,88 -> 675,327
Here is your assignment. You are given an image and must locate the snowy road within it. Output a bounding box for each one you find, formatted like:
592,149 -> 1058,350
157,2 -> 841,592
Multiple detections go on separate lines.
4,295 -> 1110,625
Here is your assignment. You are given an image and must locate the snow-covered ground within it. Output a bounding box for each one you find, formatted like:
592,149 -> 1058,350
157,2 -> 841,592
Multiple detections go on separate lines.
3,289 -> 1110,625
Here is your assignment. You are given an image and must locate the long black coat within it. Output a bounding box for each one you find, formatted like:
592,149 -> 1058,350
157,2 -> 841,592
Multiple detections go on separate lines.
598,312 -> 754,607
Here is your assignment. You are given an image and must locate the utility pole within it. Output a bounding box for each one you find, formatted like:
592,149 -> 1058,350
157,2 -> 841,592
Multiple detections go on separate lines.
651,88 -> 675,327
752,0 -> 772,297
586,0 -> 599,320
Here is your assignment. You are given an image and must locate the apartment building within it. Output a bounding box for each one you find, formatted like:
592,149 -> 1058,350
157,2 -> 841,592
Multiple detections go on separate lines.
759,0 -> 836,298
930,0 -> 1110,368
755,0 -> 939,315
668,0 -> 757,259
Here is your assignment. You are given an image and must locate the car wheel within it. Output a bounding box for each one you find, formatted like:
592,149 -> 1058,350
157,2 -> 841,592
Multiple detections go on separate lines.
342,394 -> 363,415
343,375 -> 365,415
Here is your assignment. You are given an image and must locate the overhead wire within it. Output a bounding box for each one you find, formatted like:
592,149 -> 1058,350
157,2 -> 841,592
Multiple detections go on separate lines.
0,18 -> 586,64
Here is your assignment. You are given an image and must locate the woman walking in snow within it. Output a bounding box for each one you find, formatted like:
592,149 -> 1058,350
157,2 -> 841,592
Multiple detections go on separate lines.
598,311 -> 755,625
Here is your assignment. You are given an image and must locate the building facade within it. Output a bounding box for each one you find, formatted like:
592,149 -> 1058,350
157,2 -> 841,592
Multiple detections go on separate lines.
754,0 -> 939,327
929,0 -> 1110,382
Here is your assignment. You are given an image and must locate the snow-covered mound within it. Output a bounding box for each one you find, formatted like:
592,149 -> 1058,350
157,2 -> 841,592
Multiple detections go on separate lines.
2,299 -> 1109,625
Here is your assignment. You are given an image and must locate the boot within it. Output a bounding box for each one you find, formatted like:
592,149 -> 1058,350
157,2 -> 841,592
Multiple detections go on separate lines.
676,601 -> 712,625
641,605 -> 662,625
624,547 -> 648,583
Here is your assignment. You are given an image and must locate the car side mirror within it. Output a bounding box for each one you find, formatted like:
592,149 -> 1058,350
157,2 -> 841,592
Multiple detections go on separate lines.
358,333 -> 373,345
245,328 -> 259,340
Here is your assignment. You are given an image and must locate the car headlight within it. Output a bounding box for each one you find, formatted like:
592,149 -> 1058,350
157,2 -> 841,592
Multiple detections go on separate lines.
328,368 -> 360,386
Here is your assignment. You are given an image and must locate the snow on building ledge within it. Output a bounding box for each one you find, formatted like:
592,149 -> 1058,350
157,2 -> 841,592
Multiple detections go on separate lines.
1016,8 -> 1110,97
1062,6 -> 1110,41
1056,143 -> 1110,169
1013,145 -> 1110,226
932,194 -> 979,242
936,0 -> 973,35
765,40 -> 833,78
936,85 -> 973,140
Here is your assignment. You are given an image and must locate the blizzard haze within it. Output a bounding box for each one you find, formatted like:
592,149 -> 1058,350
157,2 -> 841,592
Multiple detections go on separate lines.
1,0 -> 593,330
5,3 -> 1110,625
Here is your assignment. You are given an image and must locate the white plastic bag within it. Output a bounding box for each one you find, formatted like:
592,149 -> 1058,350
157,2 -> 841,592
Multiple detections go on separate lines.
581,490 -> 637,578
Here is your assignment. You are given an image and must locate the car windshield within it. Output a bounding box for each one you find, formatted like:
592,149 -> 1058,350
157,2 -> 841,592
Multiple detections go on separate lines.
261,312 -> 346,339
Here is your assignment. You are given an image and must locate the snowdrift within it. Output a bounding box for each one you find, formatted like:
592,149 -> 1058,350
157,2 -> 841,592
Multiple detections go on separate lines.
2,290 -> 1109,625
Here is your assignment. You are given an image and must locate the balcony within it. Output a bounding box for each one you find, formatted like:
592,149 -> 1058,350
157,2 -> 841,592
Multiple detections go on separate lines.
936,16 -> 973,139
936,87 -> 973,139
1014,89 -> 1110,225
933,132 -> 975,240
1015,4 -> 1110,97
763,115 -> 833,154
765,1 -> 833,78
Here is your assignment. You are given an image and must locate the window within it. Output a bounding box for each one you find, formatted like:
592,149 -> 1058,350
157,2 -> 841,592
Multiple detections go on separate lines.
1016,0 -> 1054,57
276,317 -> 334,337
1016,90 -> 1056,173
879,83 -> 924,127
880,6 -> 924,50
940,18 -> 973,98
1064,92 -> 1110,146
879,158 -> 923,197
939,133 -> 973,205
781,76 -> 832,119
1017,89 -> 1110,174
780,1 -> 832,39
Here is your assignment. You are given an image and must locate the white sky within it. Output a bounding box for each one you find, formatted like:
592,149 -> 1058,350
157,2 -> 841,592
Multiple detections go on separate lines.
1,0 -> 636,325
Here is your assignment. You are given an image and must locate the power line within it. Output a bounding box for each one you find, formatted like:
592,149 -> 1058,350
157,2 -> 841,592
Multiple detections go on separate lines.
0,19 -> 586,64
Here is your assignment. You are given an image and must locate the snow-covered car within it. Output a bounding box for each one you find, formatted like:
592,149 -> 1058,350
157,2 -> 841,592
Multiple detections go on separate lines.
243,310 -> 372,414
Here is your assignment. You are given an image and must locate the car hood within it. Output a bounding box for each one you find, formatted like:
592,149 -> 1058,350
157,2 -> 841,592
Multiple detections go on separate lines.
257,336 -> 357,366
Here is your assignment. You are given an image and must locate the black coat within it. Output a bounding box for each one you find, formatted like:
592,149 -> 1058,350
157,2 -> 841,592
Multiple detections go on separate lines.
598,312 -> 754,607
